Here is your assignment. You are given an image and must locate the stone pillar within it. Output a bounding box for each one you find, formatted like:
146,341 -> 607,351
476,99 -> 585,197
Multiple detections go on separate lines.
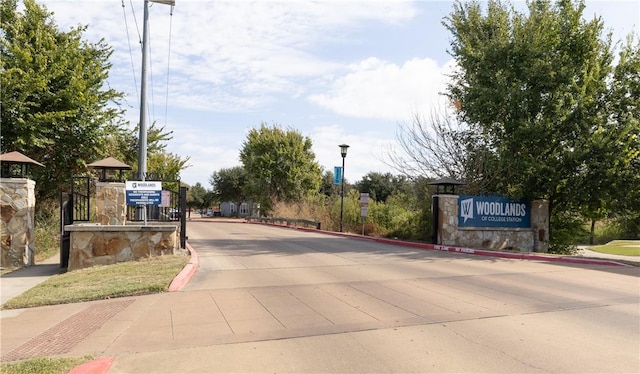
0,178 -> 36,267
437,195 -> 459,246
95,182 -> 126,225
531,199 -> 549,252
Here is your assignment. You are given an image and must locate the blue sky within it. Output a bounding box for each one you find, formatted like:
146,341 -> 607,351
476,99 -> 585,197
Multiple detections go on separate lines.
39,0 -> 639,187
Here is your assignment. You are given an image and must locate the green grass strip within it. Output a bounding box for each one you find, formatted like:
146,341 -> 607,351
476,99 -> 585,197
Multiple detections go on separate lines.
588,240 -> 640,256
2,255 -> 189,310
0,356 -> 93,374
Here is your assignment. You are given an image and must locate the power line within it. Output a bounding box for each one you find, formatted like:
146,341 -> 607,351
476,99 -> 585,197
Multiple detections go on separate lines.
129,0 -> 142,43
122,1 -> 174,130
121,0 -> 139,109
164,4 -> 174,127
147,19 -> 155,124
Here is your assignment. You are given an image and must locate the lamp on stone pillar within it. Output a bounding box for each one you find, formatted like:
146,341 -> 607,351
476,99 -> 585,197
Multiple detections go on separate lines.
339,144 -> 349,232
88,157 -> 132,225
87,157 -> 133,182
0,151 -> 44,178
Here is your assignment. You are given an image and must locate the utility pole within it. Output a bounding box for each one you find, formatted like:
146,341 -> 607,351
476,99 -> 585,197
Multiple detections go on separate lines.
137,0 -> 174,221
138,0 -> 150,182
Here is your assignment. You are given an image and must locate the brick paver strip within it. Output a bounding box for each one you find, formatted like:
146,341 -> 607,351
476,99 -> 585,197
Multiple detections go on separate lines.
1,299 -> 133,362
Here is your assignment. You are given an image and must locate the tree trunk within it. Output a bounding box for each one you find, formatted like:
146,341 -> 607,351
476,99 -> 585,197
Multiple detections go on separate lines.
590,219 -> 596,245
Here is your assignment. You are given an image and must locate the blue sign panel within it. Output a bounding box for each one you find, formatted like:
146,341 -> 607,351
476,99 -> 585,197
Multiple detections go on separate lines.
458,195 -> 530,228
125,181 -> 162,206
333,166 -> 343,185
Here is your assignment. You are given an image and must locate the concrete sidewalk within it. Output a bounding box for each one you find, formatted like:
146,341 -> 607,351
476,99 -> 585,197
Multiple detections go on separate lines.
0,255 -> 62,307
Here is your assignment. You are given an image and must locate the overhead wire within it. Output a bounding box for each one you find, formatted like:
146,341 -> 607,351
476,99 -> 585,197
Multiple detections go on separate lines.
128,0 -> 152,129
122,1 -> 173,131
121,0 -> 139,109
164,4 -> 174,127
129,0 -> 142,42
147,15 -> 156,125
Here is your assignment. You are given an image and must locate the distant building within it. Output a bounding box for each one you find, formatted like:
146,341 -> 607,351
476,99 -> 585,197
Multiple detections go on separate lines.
219,201 -> 258,217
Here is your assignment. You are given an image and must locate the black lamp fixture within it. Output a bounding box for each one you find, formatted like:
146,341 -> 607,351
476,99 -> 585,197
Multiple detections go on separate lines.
338,144 -> 349,232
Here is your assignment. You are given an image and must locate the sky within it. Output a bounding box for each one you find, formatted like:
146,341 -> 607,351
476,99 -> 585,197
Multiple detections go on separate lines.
37,0 -> 639,188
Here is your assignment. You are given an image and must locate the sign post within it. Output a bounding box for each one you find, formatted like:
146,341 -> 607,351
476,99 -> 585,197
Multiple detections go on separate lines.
360,193 -> 369,235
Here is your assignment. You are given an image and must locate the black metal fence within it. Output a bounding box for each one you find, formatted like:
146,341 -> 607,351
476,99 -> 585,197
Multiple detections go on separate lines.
71,176 -> 93,222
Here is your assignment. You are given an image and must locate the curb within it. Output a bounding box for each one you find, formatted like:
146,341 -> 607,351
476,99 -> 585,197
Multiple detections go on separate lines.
247,221 -> 632,268
68,356 -> 115,374
168,241 -> 199,292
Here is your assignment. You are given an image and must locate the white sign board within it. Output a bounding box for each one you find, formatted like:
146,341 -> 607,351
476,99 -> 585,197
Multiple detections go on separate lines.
125,181 -> 162,206
160,190 -> 171,207
361,207 -> 368,217
360,193 -> 369,206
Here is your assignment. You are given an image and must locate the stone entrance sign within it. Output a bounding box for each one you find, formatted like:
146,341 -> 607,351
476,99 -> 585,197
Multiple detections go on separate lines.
435,194 -> 549,252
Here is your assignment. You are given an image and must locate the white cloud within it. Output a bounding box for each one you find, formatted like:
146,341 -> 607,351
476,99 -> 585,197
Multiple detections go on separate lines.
310,124 -> 396,183
309,57 -> 455,121
40,0 -> 419,114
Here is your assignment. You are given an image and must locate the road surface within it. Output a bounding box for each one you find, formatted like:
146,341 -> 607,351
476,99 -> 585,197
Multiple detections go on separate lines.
121,220 -> 639,373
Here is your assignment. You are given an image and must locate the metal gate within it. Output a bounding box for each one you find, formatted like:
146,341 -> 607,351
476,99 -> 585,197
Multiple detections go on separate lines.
60,176 -> 94,268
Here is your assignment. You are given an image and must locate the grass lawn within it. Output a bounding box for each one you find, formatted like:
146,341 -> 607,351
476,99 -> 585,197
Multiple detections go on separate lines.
0,356 -> 93,374
588,240 -> 640,256
1,255 -> 189,309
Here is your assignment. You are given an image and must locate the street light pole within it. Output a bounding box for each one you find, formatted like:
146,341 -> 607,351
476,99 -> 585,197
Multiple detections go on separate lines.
339,144 -> 349,232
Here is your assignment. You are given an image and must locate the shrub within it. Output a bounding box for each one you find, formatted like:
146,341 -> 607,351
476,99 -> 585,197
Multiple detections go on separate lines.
34,199 -> 61,261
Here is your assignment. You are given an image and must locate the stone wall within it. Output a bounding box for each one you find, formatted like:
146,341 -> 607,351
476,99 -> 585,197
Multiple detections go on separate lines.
436,195 -> 549,252
65,224 -> 183,271
0,178 -> 36,267
95,181 -> 126,225
530,200 -> 550,252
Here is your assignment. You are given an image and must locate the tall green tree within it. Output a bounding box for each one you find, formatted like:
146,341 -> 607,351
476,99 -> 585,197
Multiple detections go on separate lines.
444,0 -> 613,203
1,0 -> 126,200
147,151 -> 190,181
355,172 -> 410,203
100,122 -> 189,180
239,123 -> 322,214
319,169 -> 341,197
578,37 -> 640,240
210,166 -> 248,217
187,182 -> 215,212
442,0 -> 629,249
606,37 -> 640,215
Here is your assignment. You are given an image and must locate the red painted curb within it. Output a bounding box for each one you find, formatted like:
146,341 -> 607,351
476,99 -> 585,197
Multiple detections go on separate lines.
68,356 -> 115,374
247,221 -> 632,267
168,241 -> 199,292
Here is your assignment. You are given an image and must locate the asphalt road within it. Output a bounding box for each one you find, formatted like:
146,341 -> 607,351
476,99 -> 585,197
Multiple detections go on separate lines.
135,220 -> 640,373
